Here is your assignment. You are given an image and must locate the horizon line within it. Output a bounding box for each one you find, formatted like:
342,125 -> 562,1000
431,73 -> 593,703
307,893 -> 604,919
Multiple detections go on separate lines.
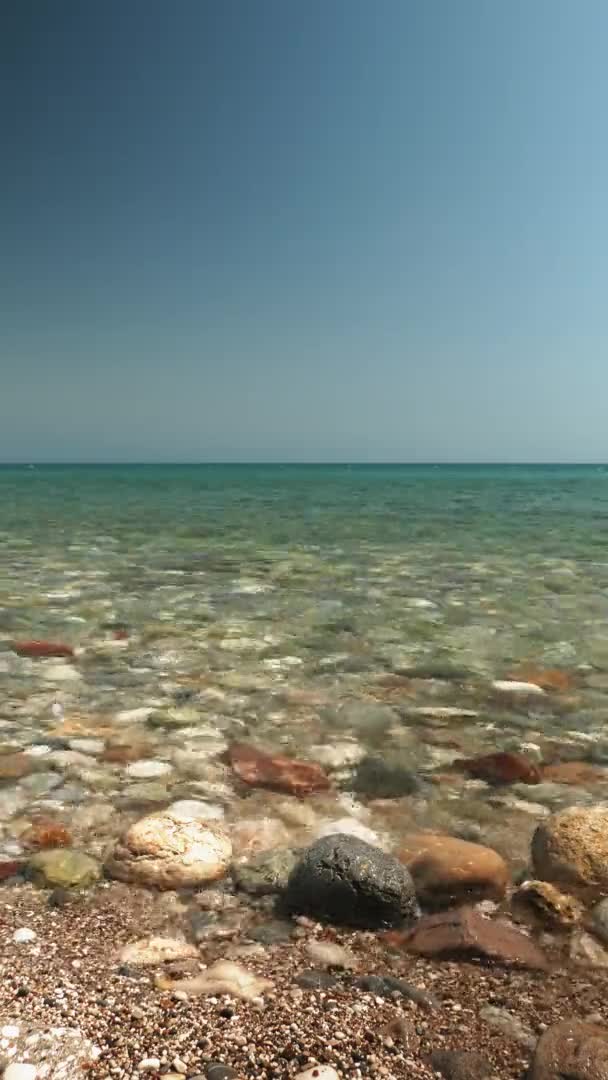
1,460 -> 607,468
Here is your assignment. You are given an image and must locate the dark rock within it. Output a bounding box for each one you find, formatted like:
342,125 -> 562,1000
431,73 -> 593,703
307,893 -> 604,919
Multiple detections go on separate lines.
428,1050 -> 493,1080
529,1019 -> 608,1079
381,975 -> 439,1009
350,756 -> 422,798
47,887 -> 73,909
232,848 -> 297,896
354,974 -> 438,1008
249,920 -> 294,945
285,835 -> 420,929
392,906 -> 548,970
294,969 -> 338,990
354,974 -> 387,995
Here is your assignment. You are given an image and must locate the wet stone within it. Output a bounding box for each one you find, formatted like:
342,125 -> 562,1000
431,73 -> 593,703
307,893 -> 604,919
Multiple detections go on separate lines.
232,847 -> 297,896
428,1050 -> 494,1080
294,968 -> 339,990
249,920 -> 295,945
350,755 -> 422,798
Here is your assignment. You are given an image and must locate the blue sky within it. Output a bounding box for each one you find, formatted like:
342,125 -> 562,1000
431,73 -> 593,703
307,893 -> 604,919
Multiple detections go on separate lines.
2,0 -> 607,462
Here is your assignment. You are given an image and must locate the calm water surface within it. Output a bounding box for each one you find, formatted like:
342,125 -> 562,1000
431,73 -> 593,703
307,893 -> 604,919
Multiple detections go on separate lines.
2,464 -> 608,866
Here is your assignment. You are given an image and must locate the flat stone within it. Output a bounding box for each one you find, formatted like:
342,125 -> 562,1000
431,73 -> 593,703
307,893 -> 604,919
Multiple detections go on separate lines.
119,936 -> 200,967
492,680 -> 546,696
26,849 -> 101,889
168,800 -> 225,821
350,756 -> 421,798
294,969 -> 338,990
162,959 -> 272,1000
479,1005 -> 536,1048
428,1050 -> 493,1080
126,760 -> 173,779
395,906 -> 548,970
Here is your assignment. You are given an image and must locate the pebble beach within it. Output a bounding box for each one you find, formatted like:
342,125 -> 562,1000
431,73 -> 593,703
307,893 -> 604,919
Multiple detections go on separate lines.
3,464 -> 608,1078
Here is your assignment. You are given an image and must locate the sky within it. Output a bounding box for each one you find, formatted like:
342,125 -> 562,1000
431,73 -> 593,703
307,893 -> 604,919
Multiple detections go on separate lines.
2,0 -> 608,463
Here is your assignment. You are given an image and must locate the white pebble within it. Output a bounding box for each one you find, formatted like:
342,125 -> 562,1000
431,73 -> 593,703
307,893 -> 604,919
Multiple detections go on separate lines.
137,1059 -> 161,1072
126,760 -> 172,779
1,1025 -> 20,1038
13,928 -> 36,944
172,1059 -> 188,1075
492,679 -> 545,696
168,800 -> 224,821
4,1066 -> 38,1080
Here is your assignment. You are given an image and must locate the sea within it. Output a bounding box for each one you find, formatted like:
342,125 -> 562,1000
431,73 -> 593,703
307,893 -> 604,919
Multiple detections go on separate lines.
2,463 -> 608,866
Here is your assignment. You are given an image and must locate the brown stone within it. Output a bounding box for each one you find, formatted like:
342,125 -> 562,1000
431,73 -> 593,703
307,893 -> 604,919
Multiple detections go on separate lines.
540,761 -> 607,786
12,640 -> 75,658
21,819 -> 72,851
452,751 -> 541,785
428,1050 -> 493,1080
0,753 -> 32,780
228,742 -> 330,797
0,860 -> 25,881
391,906 -> 548,969
101,742 -> 153,764
398,832 -> 509,906
508,666 -> 577,692
383,1016 -> 420,1052
532,806 -> 608,895
529,1019 -> 608,1080
511,879 -> 583,928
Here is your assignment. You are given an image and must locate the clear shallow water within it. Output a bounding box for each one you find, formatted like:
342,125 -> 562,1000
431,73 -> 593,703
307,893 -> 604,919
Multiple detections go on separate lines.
2,464 -> 608,868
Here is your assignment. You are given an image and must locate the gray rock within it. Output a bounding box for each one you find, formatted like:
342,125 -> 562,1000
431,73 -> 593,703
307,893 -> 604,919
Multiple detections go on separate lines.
326,702 -> 399,734
249,920 -> 294,945
294,969 -> 338,989
428,1050 -> 493,1080
350,755 -> 421,798
285,834 -> 420,928
232,848 -> 297,896
479,1005 -> 536,1049
591,898 -> 608,945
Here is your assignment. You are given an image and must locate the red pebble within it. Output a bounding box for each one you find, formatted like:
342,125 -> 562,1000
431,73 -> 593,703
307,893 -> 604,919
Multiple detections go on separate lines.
12,640 -> 75,659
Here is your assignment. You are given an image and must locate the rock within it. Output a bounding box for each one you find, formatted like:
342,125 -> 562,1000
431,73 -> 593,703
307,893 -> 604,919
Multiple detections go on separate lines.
285,835 -> 419,928
126,760 -> 173,779
294,969 -> 338,989
398,832 -> 509,906
119,937 -> 200,967
0,753 -> 32,780
383,1015 -> 421,1051
232,848 -> 296,895
0,1025 -> 98,1079
311,742 -> 366,771
0,859 -> 25,881
328,701 -> 399,734
161,959 -> 272,1000
355,974 -> 438,1008
540,762 -> 608,786
313,818 -> 383,847
393,906 -> 548,969
27,849 -> 101,889
105,810 -> 232,890
249,921 -> 294,945
428,1050 -> 493,1080
532,806 -> 608,894
511,880 -> 583,928
350,756 -> 421,798
492,679 -> 546,696
4,1067 -> 38,1080
570,931 -> 608,968
591,898 -> 608,944
206,1066 -> 239,1080
529,1019 -> 608,1079
305,941 -> 357,970
13,928 -> 36,944
479,1005 -> 536,1048
168,800 -> 225,821
452,752 -> 541,785
294,1068 -> 339,1080
12,640 -> 75,658
508,666 -> 577,692
228,742 -> 330,796
230,817 -> 290,857
21,819 -> 72,851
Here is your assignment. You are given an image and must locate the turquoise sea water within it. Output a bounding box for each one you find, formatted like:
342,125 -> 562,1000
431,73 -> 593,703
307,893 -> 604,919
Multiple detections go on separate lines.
2,463 -> 608,865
